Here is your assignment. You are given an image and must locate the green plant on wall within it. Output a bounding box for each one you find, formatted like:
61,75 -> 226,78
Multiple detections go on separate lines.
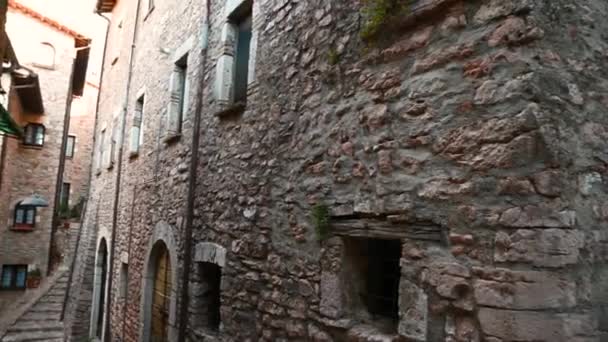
58,202 -> 70,219
360,0 -> 410,42
311,203 -> 331,242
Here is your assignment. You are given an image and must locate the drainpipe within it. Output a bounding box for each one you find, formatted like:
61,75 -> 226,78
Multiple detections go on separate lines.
177,0 -> 210,340
47,60 -> 75,276
60,10 -> 110,322
105,0 -> 143,339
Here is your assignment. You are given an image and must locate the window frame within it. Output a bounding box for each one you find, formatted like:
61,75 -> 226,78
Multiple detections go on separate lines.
22,123 -> 45,147
215,0 -> 256,117
13,203 -> 36,230
65,135 -> 76,158
97,128 -> 106,173
130,94 -> 145,157
0,265 -> 28,290
143,0 -> 155,20
232,12 -> 252,105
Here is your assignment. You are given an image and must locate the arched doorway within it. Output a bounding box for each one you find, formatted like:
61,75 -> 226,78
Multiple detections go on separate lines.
90,238 -> 108,339
148,241 -> 172,342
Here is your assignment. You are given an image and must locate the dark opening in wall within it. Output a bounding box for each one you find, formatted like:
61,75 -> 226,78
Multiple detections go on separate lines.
343,237 -> 401,330
199,262 -> 222,331
366,239 -> 401,320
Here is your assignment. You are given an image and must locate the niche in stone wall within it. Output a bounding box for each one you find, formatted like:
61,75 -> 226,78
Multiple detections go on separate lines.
198,262 -> 222,332
320,235 -> 403,336
342,237 -> 401,332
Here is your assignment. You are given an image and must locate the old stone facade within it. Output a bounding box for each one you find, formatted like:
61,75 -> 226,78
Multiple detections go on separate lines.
67,0 -> 608,341
0,1 -> 94,315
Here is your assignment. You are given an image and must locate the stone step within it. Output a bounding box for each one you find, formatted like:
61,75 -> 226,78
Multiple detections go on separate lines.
6,321 -> 62,333
0,329 -> 63,342
37,296 -> 63,304
18,312 -> 60,322
28,304 -> 61,315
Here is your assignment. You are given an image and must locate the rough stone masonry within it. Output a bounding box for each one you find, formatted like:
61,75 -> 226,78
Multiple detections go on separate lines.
66,0 -> 608,341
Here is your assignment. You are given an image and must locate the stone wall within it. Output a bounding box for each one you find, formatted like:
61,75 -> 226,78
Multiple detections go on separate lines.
188,0 -> 607,340
71,0 -> 608,341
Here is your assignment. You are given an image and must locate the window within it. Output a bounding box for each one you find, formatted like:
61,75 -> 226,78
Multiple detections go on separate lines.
65,135 -> 76,158
60,182 -> 70,208
119,262 -> 128,299
199,262 -> 222,331
130,95 -> 144,156
365,239 -> 401,320
166,54 -> 188,138
215,0 -> 255,114
1,265 -> 27,290
96,128 -> 105,172
109,118 -> 118,167
23,124 -> 45,147
14,203 -> 36,229
33,42 -> 55,69
144,0 -> 154,17
337,237 -> 401,331
233,13 -> 252,104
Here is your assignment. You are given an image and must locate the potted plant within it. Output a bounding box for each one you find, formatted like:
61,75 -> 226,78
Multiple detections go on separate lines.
26,268 -> 42,288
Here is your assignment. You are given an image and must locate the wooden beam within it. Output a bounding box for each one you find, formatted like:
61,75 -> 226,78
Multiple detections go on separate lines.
330,219 -> 444,243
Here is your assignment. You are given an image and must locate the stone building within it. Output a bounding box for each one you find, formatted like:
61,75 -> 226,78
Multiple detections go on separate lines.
67,0 -> 608,341
0,0 -> 94,314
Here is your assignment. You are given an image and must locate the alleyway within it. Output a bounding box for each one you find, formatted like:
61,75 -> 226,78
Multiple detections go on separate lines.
0,272 -> 67,341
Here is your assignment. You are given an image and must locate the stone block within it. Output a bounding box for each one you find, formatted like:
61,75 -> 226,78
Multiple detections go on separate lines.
494,229 -> 584,267
398,279 -> 427,341
320,272 -> 343,319
474,269 -> 576,310
478,309 -> 596,341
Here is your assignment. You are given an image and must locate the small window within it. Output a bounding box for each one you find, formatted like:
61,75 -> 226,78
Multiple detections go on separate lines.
341,237 -> 401,330
0,265 -> 27,290
199,262 -> 222,331
119,262 -> 128,299
14,203 -> 36,229
109,119 -> 118,166
60,182 -> 70,208
65,135 -> 76,158
23,124 -> 45,147
233,12 -> 252,104
144,0 -> 154,17
96,128 -> 105,172
130,95 -> 144,156
33,42 -> 55,69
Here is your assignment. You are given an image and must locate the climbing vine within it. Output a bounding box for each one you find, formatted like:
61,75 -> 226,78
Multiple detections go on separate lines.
360,0 -> 410,42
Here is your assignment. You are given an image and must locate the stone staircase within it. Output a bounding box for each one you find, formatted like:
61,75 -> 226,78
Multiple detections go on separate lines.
0,270 -> 68,341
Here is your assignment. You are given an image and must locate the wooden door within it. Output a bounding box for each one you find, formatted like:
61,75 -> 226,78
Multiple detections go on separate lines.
151,246 -> 171,342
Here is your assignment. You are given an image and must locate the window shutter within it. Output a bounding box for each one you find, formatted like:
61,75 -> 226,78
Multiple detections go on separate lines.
166,68 -> 183,136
